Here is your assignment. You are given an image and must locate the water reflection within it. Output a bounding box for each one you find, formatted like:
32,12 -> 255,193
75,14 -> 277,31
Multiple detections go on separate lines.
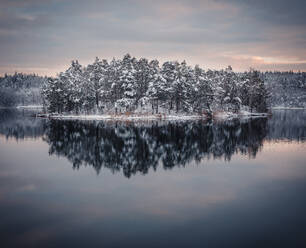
266,109 -> 306,142
1,109 -> 306,248
0,109 -> 44,140
43,119 -> 267,177
1,109 -> 306,177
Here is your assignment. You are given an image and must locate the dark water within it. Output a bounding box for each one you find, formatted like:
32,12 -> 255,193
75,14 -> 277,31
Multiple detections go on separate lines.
0,109 -> 306,248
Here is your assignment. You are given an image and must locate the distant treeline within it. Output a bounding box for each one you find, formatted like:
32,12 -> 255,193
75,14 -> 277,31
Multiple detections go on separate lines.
0,73 -> 46,107
262,71 -> 306,108
41,54 -> 269,115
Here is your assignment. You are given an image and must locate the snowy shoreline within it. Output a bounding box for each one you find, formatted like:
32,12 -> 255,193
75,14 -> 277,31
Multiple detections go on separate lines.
16,105 -> 43,109
36,111 -> 269,121
271,106 -> 306,110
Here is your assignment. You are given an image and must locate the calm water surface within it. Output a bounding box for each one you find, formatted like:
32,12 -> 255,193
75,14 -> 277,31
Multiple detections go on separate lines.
0,109 -> 306,248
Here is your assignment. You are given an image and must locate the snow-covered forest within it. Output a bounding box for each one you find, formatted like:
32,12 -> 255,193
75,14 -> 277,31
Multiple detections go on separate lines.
1,55 -> 306,112
262,71 -> 306,108
0,73 -> 46,107
41,54 -> 269,116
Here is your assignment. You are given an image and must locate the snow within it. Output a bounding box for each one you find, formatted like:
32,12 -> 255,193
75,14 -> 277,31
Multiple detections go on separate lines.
16,105 -> 43,109
213,110 -> 268,121
271,106 -> 306,110
233,97 -> 242,104
223,96 -> 231,103
40,54 -> 272,117
238,110 -> 268,116
41,113 -> 207,121
38,110 -> 269,122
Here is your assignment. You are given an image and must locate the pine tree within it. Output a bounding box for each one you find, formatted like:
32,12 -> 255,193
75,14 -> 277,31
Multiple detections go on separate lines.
115,54 -> 137,112
146,72 -> 166,113
108,58 -> 122,108
220,66 -> 241,112
242,69 -> 268,112
192,65 -> 213,115
84,57 -> 108,112
42,77 -> 66,113
61,61 -> 84,113
134,58 -> 151,106
160,61 -> 177,112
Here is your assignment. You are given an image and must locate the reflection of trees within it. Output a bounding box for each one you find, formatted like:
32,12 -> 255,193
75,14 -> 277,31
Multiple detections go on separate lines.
2,109 -> 305,177
0,109 -> 44,140
267,110 -> 306,142
43,119 -> 268,177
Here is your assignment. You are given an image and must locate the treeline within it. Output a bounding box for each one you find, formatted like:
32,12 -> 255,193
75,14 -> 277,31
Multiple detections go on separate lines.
2,58 -> 306,110
0,73 -> 46,107
42,54 -> 269,115
262,71 -> 306,108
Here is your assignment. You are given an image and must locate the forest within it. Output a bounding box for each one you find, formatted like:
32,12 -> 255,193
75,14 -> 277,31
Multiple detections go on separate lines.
0,73 -> 46,107
263,71 -> 306,108
1,54 -> 306,112
41,54 -> 269,116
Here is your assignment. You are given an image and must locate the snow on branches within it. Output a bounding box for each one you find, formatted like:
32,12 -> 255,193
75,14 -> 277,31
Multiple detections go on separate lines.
42,54 -> 269,114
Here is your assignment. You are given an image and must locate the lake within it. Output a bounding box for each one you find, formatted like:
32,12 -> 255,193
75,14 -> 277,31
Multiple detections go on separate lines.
0,109 -> 306,248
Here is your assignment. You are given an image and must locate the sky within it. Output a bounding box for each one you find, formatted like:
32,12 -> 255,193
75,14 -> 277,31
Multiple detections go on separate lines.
0,0 -> 306,76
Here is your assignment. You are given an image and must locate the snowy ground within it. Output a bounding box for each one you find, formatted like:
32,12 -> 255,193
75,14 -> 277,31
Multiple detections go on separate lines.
271,106 -> 306,110
38,113 -> 205,121
37,111 -> 269,121
16,105 -> 43,109
213,111 -> 268,121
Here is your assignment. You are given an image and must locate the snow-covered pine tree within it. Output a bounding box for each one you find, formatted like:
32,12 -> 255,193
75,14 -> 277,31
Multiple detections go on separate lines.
62,60 -> 85,113
84,57 -> 108,113
248,70 -> 268,112
134,58 -> 151,107
240,69 -> 268,112
220,66 -> 241,112
146,72 -> 167,114
108,58 -> 122,110
42,77 -> 66,113
192,65 -> 214,115
160,61 -> 177,112
115,54 -> 137,112
178,61 -> 195,112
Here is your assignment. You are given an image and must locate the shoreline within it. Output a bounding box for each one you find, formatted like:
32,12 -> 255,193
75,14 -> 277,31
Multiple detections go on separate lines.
271,107 -> 306,110
36,111 -> 269,121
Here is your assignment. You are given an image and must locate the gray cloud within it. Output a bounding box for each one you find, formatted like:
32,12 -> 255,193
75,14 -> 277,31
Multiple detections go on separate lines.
218,0 -> 306,26
0,0 -> 306,75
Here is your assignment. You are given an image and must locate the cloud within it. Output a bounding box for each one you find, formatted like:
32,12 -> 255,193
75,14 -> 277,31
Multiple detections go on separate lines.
217,0 -> 306,26
0,0 -> 306,75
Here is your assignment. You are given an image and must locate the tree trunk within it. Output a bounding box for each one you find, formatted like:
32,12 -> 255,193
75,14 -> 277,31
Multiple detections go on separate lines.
96,91 -> 99,109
